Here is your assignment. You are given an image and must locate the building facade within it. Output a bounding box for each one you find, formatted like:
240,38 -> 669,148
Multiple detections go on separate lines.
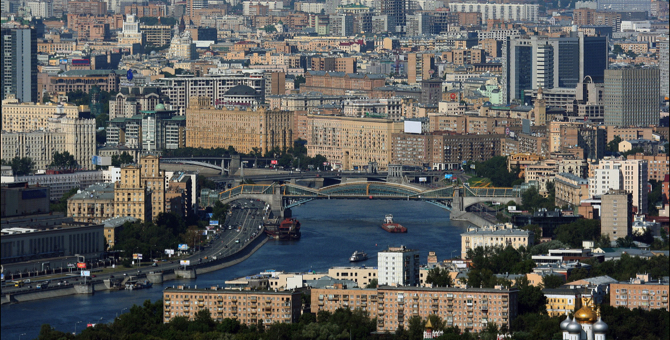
600,189 -> 632,241
378,245 -> 420,287
1,27 -> 37,103
461,224 -> 534,259
610,274 -> 669,312
604,68 -> 660,127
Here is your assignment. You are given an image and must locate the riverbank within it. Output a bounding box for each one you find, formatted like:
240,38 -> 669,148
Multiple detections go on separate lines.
1,233 -> 269,305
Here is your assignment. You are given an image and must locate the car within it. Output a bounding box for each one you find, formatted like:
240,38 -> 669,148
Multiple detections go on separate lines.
92,275 -> 97,278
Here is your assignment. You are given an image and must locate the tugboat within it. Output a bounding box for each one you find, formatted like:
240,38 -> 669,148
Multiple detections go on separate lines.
125,280 -> 153,290
265,217 -> 301,240
349,251 -> 368,262
381,214 -> 407,233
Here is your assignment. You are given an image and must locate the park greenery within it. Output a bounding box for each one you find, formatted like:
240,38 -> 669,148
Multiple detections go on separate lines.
1,156 -> 35,175
113,213 -> 207,264
111,152 -> 135,167
50,151 -> 78,169
469,156 -> 523,188
50,187 -> 79,213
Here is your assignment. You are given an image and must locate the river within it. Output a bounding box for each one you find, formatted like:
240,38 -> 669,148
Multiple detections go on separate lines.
1,200 -> 469,339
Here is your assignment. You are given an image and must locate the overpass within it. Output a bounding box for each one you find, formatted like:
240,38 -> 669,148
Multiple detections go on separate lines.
212,182 -> 522,220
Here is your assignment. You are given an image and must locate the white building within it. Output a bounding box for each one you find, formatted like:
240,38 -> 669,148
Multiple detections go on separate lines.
448,3 -> 540,23
102,166 -> 122,183
243,0 -> 284,15
26,1 -> 53,17
1,171 -> 105,200
589,158 -> 648,213
377,245 -> 420,287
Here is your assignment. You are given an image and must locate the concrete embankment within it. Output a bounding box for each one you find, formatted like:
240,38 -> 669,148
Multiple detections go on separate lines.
1,234 -> 269,305
450,211 -> 496,227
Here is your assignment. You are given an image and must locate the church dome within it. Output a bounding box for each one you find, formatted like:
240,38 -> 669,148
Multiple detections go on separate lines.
593,316 -> 608,333
155,103 -> 165,111
567,317 -> 582,333
560,314 -> 572,330
575,305 -> 598,324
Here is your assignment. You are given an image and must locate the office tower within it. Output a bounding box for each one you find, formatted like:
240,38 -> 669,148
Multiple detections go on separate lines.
601,189 -> 632,241
1,27 -> 37,103
502,33 -> 608,104
381,0 -> 409,33
589,158 -> 648,213
660,39 -> 668,99
406,13 -> 430,36
604,68 -> 660,127
378,245 -> 420,286
420,79 -> 442,106
187,0 -> 208,16
329,14 -> 354,36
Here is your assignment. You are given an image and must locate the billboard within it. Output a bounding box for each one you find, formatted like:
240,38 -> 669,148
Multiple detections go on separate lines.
419,177 -> 427,182
165,249 -> 174,255
178,244 -> 189,250
209,220 -> 219,225
132,253 -> 143,260
179,260 -> 190,266
271,160 -> 278,165
76,262 -> 87,269
444,174 -> 453,179
404,120 -> 422,134
81,270 -> 91,277
91,156 -> 111,166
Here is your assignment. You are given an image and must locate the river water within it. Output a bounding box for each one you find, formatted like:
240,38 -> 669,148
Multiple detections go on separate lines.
1,200 -> 469,339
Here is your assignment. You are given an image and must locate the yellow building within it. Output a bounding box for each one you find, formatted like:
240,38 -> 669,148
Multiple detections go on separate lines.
163,286 -> 302,324
139,155 -> 165,220
114,164 -> 151,221
460,224 -> 534,259
311,286 -> 378,315
305,115 -> 402,170
186,97 -> 293,154
68,183 -> 116,224
544,287 -> 582,317
1,97 -> 88,133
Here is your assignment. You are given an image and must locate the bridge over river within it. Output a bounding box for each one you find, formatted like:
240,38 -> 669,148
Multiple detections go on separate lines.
203,182 -> 522,220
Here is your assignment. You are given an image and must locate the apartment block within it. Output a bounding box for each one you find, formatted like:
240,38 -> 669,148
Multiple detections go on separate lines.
305,115 -> 402,170
140,155 -> 165,221
600,189 -> 632,241
377,286 -> 518,333
328,266 -> 378,287
461,224 -> 533,259
442,134 -> 504,164
604,68 -> 660,127
610,274 -> 669,312
589,158 -> 648,213
310,57 -> 357,74
163,286 -> 302,324
408,53 -> 434,84
67,0 -> 107,15
554,172 -> 589,208
114,164 -> 151,222
312,286 -> 378,315
1,98 -> 88,132
301,71 -> 386,96
68,182 -> 115,224
626,154 -> 669,182
391,133 -> 434,167
186,98 -> 293,155
378,246 -> 420,287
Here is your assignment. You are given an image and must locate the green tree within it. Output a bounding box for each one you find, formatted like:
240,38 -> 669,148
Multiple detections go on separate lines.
554,219 -> 601,248
1,156 -> 35,175
425,267 -> 454,287
111,152 -> 134,167
66,89 -> 90,106
542,274 -> 565,289
294,75 -> 306,89
50,187 -> 79,213
365,278 -> 378,288
42,92 -> 51,103
263,24 -> 277,33
50,151 -> 78,168
607,135 -> 622,153
516,276 -> 546,315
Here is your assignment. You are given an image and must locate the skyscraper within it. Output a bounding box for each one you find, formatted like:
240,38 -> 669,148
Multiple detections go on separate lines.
604,68 -> 660,127
1,27 -> 37,103
377,245 -> 420,286
659,39 -> 668,99
381,0 -> 409,33
502,32 -> 608,104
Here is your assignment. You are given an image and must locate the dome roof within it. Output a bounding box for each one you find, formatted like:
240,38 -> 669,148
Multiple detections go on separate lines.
155,103 -> 166,111
560,314 -> 572,330
593,317 -> 608,333
225,85 -> 258,96
567,317 -> 582,333
575,305 -> 598,324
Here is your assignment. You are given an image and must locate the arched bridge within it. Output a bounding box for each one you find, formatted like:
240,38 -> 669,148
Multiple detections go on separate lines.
213,182 -> 522,219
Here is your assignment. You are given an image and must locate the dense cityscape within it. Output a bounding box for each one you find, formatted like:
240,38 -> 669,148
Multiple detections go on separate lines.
1,0 -> 669,338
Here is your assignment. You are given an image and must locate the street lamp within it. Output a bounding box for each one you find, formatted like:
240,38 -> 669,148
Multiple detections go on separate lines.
19,333 -> 26,340
74,321 -> 82,335
117,307 -> 128,319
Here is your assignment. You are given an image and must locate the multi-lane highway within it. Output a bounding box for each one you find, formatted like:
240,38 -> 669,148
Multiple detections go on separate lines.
1,199 -> 271,294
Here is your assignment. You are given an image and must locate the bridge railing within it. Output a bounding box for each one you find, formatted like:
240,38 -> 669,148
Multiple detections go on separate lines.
218,184 -> 275,201
464,186 -> 519,197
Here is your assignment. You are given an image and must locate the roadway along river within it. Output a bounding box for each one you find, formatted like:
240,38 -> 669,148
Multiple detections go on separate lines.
1,200 -> 469,339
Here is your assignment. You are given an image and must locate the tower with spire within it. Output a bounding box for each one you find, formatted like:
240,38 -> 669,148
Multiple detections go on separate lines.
422,318 -> 443,339
534,85 -> 547,126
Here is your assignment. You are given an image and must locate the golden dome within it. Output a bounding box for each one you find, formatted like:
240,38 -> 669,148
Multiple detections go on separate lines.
574,305 -> 598,324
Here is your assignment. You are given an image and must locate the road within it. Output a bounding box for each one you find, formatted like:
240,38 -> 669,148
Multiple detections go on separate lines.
1,199 -> 270,294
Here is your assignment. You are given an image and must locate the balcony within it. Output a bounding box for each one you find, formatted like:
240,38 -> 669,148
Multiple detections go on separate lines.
183,297 -> 190,301
197,298 -> 204,302
198,302 -> 204,307
165,297 -> 171,301
318,301 -> 324,306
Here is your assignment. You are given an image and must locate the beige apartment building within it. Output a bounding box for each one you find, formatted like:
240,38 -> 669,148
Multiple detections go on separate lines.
600,189 -> 632,241
312,286 -> 378,315
554,172 -> 589,207
610,274 -> 669,312
328,266 -> 378,287
305,115 -> 402,170
186,97 -> 293,154
626,154 -> 669,182
114,164 -> 151,221
1,118 -> 96,170
377,286 -> 518,333
591,158 -> 648,213
163,286 -> 302,324
461,224 -> 533,259
1,97 -> 87,132
139,155 -> 165,220
68,183 -> 116,224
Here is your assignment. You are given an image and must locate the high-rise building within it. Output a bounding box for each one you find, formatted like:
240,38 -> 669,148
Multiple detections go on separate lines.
329,14 -> 354,36
377,245 -> 420,287
114,164 -> 152,221
139,155 -> 165,221
600,189 -> 632,241
502,33 -> 608,104
381,0 -> 409,33
589,158 -> 648,213
407,53 -> 434,84
604,68 -> 660,127
659,39 -> 668,99
1,27 -> 37,103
